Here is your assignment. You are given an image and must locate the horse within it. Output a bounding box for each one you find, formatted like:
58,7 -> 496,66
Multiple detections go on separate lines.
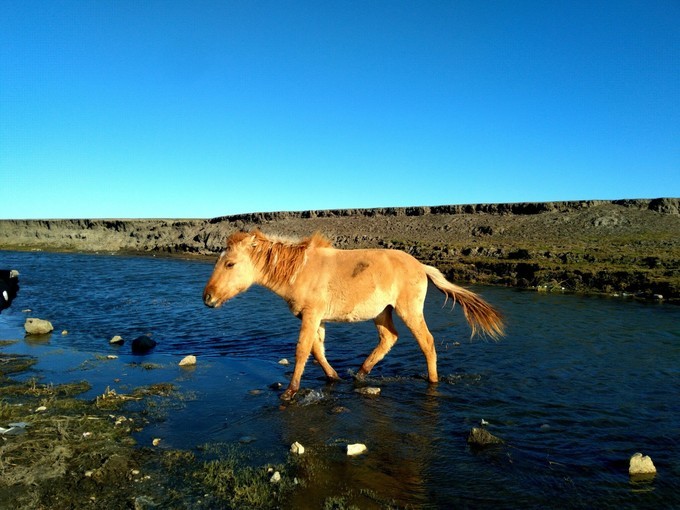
203,230 -> 504,400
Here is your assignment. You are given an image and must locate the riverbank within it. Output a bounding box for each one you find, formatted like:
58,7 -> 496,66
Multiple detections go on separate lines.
0,320 -> 309,509
1,198 -> 678,301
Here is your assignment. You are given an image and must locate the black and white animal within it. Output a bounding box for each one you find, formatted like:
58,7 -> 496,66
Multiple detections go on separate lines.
0,269 -> 20,313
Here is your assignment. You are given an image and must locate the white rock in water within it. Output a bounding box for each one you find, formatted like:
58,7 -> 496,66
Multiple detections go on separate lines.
355,387 -> 381,396
109,335 -> 124,345
24,318 -> 54,335
270,471 -> 281,483
278,358 -> 290,365
179,355 -> 197,367
347,443 -> 368,456
629,452 -> 656,475
290,441 -> 305,455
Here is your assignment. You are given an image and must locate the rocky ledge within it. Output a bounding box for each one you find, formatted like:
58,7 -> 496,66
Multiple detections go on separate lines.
1,198 -> 678,301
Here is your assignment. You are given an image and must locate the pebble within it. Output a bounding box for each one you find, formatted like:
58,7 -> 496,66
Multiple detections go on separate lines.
347,443 -> 368,456
629,452 -> 656,475
61,330 -> 68,335
179,355 -> 197,367
152,438 -> 161,446
35,406 -> 47,413
278,358 -> 290,365
107,355 -> 118,360
290,441 -> 305,455
270,471 -> 281,483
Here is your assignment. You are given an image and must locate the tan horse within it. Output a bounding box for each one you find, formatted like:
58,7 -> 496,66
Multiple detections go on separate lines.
203,230 -> 504,400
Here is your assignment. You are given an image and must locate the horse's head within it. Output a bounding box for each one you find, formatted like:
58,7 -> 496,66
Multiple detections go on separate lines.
203,232 -> 258,308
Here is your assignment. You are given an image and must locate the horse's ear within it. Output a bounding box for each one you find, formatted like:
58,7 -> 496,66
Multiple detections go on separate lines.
249,228 -> 263,247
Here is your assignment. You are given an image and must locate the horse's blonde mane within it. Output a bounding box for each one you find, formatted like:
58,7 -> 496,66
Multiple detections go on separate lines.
227,230 -> 331,286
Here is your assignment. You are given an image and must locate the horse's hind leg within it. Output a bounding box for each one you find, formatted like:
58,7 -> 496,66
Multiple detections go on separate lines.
357,306 -> 399,379
398,310 -> 438,384
312,323 -> 340,381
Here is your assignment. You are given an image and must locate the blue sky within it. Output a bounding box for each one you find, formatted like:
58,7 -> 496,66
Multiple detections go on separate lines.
1,1 -> 678,219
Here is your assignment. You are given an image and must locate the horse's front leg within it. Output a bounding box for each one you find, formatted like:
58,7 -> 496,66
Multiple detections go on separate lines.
281,315 -> 321,401
312,323 -> 340,382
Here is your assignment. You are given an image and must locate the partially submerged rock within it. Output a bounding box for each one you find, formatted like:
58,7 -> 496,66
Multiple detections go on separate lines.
131,335 -> 156,354
109,335 -> 124,345
467,427 -> 504,446
179,355 -> 196,367
290,441 -> 305,455
629,452 -> 656,476
24,318 -> 54,335
347,443 -> 368,456
355,387 -> 381,396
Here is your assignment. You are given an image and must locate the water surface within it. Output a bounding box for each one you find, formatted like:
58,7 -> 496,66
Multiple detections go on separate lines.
0,250 -> 678,508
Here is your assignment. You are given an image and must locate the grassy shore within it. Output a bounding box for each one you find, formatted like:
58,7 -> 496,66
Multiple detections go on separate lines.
0,323 -> 403,509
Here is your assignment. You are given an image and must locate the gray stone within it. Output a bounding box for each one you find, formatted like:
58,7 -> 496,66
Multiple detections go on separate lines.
467,427 -> 504,446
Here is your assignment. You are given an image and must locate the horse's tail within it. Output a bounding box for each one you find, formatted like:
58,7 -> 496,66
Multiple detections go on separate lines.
424,265 -> 504,339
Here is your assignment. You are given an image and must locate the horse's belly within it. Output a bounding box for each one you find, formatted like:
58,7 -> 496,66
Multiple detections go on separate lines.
326,294 -> 390,322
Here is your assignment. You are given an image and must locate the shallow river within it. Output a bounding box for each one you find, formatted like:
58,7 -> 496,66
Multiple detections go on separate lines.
1,250 -> 678,508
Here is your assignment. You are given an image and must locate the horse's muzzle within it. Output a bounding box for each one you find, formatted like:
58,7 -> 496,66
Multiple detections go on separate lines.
203,292 -> 219,308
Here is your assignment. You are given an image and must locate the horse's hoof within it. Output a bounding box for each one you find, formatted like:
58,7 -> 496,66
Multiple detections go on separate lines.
354,371 -> 367,382
280,389 -> 297,401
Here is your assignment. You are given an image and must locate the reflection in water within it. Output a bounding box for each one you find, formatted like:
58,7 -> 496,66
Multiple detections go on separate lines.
0,250 -> 678,508
279,382 -> 440,508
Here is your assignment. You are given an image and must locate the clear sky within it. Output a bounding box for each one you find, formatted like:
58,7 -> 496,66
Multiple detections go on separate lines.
1,1 -> 678,219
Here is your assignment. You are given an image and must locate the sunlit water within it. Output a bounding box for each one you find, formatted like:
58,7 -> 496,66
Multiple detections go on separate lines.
1,250 -> 678,508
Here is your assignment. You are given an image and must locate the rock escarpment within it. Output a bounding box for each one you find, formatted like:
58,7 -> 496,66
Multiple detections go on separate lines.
1,198 -> 678,300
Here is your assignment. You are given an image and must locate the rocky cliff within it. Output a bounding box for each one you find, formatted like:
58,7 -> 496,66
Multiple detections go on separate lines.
1,198 -> 678,300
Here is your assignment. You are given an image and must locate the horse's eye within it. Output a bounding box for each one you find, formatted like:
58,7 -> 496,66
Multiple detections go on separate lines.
225,261 -> 236,268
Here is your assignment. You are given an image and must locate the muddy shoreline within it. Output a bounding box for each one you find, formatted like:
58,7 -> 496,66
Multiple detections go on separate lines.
0,323 -> 310,510
1,198 -> 679,301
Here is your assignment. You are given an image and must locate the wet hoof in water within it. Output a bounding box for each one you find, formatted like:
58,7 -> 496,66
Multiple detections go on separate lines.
280,389 -> 297,401
353,370 -> 367,382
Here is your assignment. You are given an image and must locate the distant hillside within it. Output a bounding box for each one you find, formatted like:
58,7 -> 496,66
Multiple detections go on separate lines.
1,198 -> 678,301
